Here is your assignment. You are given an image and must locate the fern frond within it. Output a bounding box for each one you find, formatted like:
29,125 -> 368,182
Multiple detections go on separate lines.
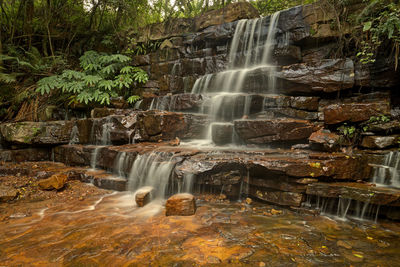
98,79 -> 114,91
36,76 -> 61,95
83,75 -> 102,86
120,66 -> 134,74
0,72 -> 17,83
127,95 -> 140,104
62,70 -> 84,80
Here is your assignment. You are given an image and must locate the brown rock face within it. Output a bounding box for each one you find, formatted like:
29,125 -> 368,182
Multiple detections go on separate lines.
135,187 -> 154,207
0,121 -> 74,145
276,59 -> 355,93
323,102 -> 391,124
360,135 -> 399,149
249,187 -> 304,207
211,123 -> 233,145
194,2 -> 259,31
134,111 -> 209,142
90,108 -> 131,118
234,119 -> 313,144
38,174 -> 68,190
306,182 -> 400,206
166,193 -> 196,216
309,129 -> 340,151
290,96 -> 319,111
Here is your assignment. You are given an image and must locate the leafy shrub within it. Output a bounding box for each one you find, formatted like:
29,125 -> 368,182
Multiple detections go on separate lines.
357,1 -> 400,68
36,51 -> 148,105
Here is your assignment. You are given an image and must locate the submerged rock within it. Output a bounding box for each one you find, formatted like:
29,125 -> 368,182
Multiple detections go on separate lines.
38,174 -> 68,190
166,193 -> 196,216
211,123 -> 233,145
0,186 -> 18,202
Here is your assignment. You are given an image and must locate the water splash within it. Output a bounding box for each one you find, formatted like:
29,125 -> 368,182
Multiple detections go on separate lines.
127,151 -> 178,200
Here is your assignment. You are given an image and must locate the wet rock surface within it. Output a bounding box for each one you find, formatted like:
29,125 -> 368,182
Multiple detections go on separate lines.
361,135 -> 400,149
323,102 -> 391,125
309,129 -> 340,151
134,110 -> 210,142
38,174 -> 68,190
0,178 -> 400,266
234,118 -> 313,144
135,186 -> 154,207
0,121 -> 74,145
275,59 -> 355,93
307,182 -> 400,206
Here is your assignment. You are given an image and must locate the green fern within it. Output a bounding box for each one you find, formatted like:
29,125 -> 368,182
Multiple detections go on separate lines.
36,50 -> 148,105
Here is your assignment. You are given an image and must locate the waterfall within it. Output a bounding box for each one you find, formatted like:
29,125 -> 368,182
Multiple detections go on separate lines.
306,196 -> 381,222
371,151 -> 400,188
69,125 -> 80,145
127,151 -> 179,199
90,117 -> 113,169
189,12 -> 281,145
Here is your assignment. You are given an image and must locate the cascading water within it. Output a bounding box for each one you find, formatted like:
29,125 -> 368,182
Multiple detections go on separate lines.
192,13 -> 281,135
127,151 -> 179,199
371,151 -> 400,188
304,195 -> 381,222
69,125 -> 80,145
149,12 -> 283,146
121,12 -> 284,203
90,117 -> 113,169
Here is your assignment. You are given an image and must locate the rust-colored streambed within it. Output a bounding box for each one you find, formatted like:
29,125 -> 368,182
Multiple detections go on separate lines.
1,189 -> 400,266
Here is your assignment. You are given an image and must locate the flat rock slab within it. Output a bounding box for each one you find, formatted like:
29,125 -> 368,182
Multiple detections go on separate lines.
361,135 -> 399,149
306,182 -> 400,206
234,118 -> 313,144
166,193 -> 196,216
0,121 -> 74,145
323,102 -> 390,125
249,187 -> 304,207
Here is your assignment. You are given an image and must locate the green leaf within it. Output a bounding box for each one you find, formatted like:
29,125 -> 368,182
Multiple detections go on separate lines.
363,21 -> 372,32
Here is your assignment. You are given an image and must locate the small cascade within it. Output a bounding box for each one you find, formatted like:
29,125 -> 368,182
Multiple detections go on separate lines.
114,152 -> 127,177
127,151 -> 179,199
69,125 -> 80,145
371,151 -> 400,188
90,117 -> 113,169
306,196 -> 381,222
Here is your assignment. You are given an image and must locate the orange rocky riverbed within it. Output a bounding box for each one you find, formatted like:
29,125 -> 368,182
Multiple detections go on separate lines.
0,162 -> 400,266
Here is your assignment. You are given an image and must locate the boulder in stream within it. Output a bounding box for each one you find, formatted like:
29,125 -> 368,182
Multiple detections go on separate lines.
135,187 -> 155,207
166,193 -> 196,216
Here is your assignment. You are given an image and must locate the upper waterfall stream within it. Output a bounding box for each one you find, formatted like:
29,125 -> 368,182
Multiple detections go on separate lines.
151,12 -> 282,146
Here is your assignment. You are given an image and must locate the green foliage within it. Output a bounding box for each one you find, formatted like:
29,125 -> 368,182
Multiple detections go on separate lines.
356,1 -> 400,69
250,0 -> 316,16
125,40 -> 162,56
338,124 -> 356,138
36,51 -> 148,105
368,115 -> 391,124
